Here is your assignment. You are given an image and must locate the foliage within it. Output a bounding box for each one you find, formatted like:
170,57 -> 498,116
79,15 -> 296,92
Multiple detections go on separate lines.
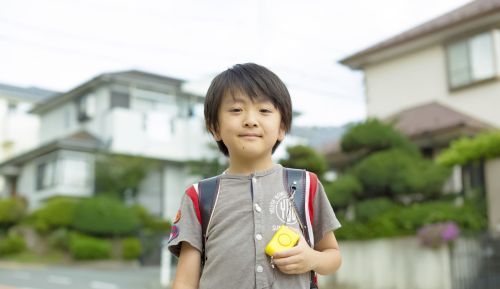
341,119 -> 418,154
417,221 -> 460,248
279,145 -> 328,178
72,197 -> 139,236
354,198 -> 399,222
48,228 -> 70,251
131,205 -> 171,232
95,154 -> 160,199
0,234 -> 26,256
352,149 -> 450,199
0,198 -> 27,229
69,232 -> 111,260
335,198 -> 486,240
31,197 -> 79,232
122,237 -> 143,260
324,175 -> 362,208
437,131 -> 500,166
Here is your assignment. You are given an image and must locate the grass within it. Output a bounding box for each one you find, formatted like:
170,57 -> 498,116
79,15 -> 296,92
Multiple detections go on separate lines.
1,249 -> 68,264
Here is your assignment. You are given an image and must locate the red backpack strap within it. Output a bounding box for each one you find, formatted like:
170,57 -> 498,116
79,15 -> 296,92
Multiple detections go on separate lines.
305,171 -> 318,246
185,185 -> 201,224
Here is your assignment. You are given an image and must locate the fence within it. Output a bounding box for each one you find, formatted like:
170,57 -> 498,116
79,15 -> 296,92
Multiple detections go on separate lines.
451,233 -> 500,289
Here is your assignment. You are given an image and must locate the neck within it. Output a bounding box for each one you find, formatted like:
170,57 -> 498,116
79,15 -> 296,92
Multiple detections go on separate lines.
226,157 -> 276,175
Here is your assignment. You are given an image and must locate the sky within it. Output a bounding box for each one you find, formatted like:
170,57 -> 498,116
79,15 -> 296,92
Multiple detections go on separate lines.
0,0 -> 472,127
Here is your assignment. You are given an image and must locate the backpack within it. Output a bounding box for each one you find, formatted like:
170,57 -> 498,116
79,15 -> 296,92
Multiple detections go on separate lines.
193,167 -> 319,289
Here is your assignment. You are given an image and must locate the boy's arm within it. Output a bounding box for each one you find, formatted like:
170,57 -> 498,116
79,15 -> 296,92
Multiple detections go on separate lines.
272,231 -> 341,275
172,242 -> 201,289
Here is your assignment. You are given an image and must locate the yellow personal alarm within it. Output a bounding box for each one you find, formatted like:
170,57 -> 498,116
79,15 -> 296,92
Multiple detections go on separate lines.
265,225 -> 300,256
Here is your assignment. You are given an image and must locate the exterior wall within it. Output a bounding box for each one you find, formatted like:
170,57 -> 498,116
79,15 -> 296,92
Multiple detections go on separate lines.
364,40 -> 500,128
162,164 -> 198,220
17,150 -> 94,210
39,101 -> 78,144
321,237 -> 454,289
485,158 -> 500,237
109,108 -> 213,161
0,98 -> 40,161
39,87 -> 110,144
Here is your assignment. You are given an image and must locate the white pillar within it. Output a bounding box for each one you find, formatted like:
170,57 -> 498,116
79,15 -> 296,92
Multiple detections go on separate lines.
160,247 -> 172,288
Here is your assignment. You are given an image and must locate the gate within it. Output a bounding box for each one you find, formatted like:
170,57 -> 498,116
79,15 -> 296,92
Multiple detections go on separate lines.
451,233 -> 500,289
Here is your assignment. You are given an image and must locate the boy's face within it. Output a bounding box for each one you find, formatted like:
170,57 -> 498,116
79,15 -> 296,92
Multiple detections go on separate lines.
213,92 -> 285,161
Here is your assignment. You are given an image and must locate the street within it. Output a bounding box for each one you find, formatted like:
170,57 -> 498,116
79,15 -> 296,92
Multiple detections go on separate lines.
0,264 -> 164,289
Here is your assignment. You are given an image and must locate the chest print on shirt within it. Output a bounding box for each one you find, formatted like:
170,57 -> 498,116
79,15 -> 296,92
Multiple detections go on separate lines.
269,190 -> 297,231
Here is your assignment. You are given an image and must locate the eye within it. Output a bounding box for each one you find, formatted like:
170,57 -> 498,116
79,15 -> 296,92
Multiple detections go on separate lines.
229,107 -> 242,113
260,108 -> 273,113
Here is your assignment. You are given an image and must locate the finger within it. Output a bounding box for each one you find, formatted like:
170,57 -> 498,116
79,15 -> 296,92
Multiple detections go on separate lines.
272,246 -> 300,259
272,255 -> 301,267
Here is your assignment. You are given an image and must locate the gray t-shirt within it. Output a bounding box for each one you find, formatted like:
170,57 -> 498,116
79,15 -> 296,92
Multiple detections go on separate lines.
168,164 -> 341,289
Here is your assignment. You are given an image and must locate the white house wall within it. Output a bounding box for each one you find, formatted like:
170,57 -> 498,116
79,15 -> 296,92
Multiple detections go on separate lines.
17,150 -> 94,210
0,98 -> 40,161
364,42 -> 500,127
162,164 -> 197,221
109,108 -> 213,161
39,87 -> 110,144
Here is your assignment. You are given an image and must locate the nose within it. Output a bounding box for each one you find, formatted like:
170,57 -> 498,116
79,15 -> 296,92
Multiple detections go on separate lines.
243,111 -> 258,127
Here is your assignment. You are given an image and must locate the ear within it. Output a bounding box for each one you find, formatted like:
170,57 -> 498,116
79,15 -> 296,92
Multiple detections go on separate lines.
210,126 -> 222,141
213,132 -> 222,141
277,126 -> 285,142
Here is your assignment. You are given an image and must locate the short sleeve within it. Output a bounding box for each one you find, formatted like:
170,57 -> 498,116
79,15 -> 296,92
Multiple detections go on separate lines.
167,186 -> 203,257
312,179 -> 341,246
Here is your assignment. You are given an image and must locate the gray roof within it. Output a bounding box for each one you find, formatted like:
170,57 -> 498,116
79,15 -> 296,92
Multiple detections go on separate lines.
341,0 -> 500,68
0,82 -> 59,103
31,69 -> 200,114
388,101 -> 494,137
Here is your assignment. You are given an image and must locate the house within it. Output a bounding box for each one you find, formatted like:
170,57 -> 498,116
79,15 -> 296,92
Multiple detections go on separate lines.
0,70 -> 214,219
335,0 -> 500,235
0,83 -> 57,197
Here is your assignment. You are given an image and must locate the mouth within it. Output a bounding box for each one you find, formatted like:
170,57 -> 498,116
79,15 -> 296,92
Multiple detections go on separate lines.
239,133 -> 262,138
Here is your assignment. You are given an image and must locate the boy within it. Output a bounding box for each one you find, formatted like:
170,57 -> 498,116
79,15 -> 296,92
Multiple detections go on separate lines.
168,63 -> 341,289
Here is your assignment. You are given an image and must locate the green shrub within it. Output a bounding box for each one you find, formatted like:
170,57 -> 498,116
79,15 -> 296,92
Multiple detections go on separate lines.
132,205 -> 171,232
122,237 -> 142,260
280,145 -> 328,177
353,149 -> 450,199
69,233 -> 111,260
31,198 -> 79,232
437,131 -> 500,166
325,175 -> 362,207
72,197 -> 139,236
0,234 -> 26,256
0,198 -> 27,229
335,199 -> 486,240
341,119 -> 418,154
354,198 -> 400,222
48,228 -> 70,251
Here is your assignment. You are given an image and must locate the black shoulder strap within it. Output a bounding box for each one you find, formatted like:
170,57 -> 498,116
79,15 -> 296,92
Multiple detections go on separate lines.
285,168 -> 318,289
198,175 -> 220,265
284,168 -> 310,246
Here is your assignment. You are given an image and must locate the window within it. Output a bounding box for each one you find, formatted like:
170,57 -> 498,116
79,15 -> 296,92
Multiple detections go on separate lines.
76,93 -> 96,122
36,160 -> 56,190
446,31 -> 496,89
60,158 -> 90,187
110,91 -> 130,109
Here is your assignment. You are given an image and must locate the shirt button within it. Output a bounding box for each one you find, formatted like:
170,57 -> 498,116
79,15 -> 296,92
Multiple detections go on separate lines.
256,234 -> 263,240
254,204 -> 262,212
252,177 -> 257,183
256,265 -> 263,273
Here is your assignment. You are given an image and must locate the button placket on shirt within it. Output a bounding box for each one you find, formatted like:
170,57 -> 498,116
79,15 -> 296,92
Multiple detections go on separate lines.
252,176 -> 266,288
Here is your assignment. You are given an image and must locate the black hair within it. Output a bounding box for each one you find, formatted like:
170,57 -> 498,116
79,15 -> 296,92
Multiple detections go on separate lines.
204,63 -> 292,156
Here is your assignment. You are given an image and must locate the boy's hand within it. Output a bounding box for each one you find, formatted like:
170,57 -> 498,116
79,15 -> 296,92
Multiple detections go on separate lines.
271,234 -> 318,274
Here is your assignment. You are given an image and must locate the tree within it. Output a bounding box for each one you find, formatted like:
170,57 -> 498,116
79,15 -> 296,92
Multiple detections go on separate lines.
279,145 -> 328,179
94,154 -> 160,200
